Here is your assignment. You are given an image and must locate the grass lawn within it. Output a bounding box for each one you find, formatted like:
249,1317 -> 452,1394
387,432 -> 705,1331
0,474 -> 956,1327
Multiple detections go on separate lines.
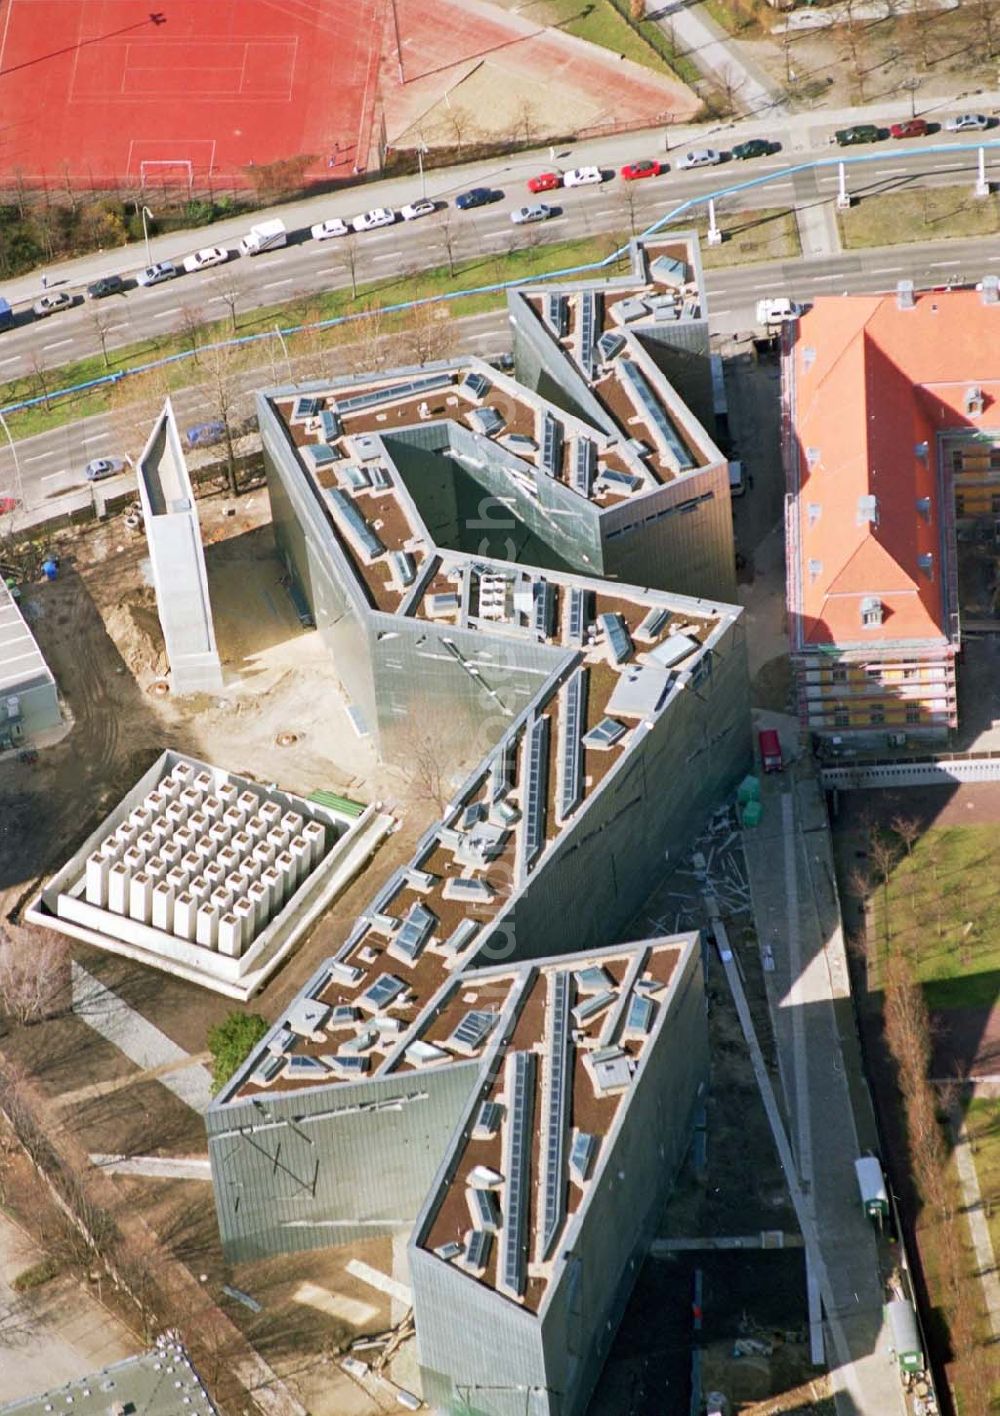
839,186 -> 1000,250
540,0 -> 697,84
2,232 -> 630,441
666,206 -> 800,268
870,825 -> 1000,1010
965,1098 -> 1000,1264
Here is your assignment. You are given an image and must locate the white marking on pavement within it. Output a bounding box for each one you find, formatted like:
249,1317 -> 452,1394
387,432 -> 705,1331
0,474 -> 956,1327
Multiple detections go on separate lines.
0,355 -> 20,367
261,279 -> 294,290
152,309 -> 175,319
869,266 -> 902,274
42,338 -> 73,351
39,469 -> 68,479
370,253 -> 397,262
90,1153 -> 212,1181
928,260 -> 961,268
345,1259 -> 413,1307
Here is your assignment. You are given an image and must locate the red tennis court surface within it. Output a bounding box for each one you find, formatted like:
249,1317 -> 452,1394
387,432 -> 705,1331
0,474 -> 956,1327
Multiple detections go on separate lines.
0,0 -> 386,187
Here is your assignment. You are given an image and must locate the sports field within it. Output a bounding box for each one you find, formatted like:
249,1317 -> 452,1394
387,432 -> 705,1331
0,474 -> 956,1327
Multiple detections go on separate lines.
0,0 -> 385,186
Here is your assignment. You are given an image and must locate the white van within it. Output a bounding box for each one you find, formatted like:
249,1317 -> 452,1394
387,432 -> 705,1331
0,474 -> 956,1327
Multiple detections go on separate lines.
728,460 -> 746,498
239,219 -> 288,256
756,297 -> 801,325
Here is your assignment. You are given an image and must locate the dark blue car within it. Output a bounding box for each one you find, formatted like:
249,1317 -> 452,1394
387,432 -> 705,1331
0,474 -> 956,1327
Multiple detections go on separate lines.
455,187 -> 498,210
185,420 -> 226,449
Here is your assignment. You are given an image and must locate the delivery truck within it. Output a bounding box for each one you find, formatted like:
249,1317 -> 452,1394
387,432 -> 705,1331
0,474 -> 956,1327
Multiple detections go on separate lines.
758,728 -> 783,773
854,1155 -> 889,1225
239,219 -> 287,256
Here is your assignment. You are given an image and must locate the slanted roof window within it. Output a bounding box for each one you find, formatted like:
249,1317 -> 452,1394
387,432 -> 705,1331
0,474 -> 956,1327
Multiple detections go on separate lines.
918,552 -> 934,579
916,496 -> 931,522
808,559 -> 823,581
808,502 -> 822,526
860,596 -> 883,628
856,494 -> 879,527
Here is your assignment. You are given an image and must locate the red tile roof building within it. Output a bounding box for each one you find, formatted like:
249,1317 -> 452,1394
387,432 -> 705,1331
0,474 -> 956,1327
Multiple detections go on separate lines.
784,286 -> 1000,744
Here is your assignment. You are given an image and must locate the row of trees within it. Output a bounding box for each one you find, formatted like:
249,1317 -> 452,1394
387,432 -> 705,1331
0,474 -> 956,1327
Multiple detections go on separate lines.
849,822 -> 994,1412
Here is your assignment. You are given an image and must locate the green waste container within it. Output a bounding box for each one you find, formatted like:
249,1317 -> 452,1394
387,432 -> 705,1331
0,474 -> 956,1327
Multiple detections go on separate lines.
741,799 -> 763,828
737,774 -> 761,805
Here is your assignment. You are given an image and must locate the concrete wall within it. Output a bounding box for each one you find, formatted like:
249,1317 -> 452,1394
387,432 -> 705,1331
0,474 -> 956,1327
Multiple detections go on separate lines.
477,615 -> 751,967
411,940 -> 708,1416
136,403 -> 223,695
207,1052 -> 481,1262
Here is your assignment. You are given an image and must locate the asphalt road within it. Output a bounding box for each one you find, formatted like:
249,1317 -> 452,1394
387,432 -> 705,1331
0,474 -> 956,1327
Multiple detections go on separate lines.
0,122 -> 997,382
5,217 -> 998,518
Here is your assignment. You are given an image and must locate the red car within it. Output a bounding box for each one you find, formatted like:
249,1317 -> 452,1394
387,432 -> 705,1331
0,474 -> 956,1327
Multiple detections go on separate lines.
527,172 -> 561,194
0,497 -> 17,515
620,159 -> 663,180
890,118 -> 928,139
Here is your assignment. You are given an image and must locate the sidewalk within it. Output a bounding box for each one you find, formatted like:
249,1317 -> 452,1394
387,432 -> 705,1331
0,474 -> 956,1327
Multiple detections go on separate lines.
742,770 -> 907,1416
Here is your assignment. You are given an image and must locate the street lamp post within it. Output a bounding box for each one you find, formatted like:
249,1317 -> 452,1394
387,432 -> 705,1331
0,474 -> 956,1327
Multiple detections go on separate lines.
141,205 -> 155,268
902,77 -> 919,120
417,137 -> 429,201
273,325 -> 293,384
0,410 -> 24,515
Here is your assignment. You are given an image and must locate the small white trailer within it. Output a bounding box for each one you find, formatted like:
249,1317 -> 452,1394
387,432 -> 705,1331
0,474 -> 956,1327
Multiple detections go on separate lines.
239,218 -> 288,256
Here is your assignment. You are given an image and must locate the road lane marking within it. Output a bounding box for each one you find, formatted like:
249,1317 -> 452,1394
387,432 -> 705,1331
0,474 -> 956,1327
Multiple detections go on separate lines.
152,309 -> 175,319
370,253 -> 397,263
261,278 -> 294,290
0,355 -> 19,367
869,266 -> 902,274
42,338 -> 73,351
38,465 -> 67,475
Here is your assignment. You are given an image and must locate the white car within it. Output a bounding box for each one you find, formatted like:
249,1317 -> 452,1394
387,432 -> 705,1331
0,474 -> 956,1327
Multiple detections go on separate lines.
944,112 -> 989,132
400,199 -> 436,221
510,204 -> 553,225
182,246 -> 229,273
352,207 -> 396,232
310,218 -> 351,241
135,260 -> 178,286
756,297 -> 802,325
676,149 -> 721,169
562,166 -> 602,188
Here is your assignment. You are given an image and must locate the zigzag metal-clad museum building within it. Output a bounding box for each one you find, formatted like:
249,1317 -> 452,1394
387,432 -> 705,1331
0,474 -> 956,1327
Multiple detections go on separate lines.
205,235 -> 752,1415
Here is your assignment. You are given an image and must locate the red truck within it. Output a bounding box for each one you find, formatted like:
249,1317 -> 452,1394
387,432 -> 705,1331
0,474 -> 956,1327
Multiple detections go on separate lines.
759,728 -> 783,773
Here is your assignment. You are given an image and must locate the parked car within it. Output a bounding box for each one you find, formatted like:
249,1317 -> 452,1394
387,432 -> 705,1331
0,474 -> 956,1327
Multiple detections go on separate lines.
135,260 -> 178,286
32,291 -> 75,317
182,246 -> 229,273
455,187 -> 500,209
676,149 -> 721,169
759,727 -> 783,773
87,274 -> 124,299
889,118 -> 928,139
834,124 -> 882,146
944,112 -> 989,132
400,199 -> 436,221
185,420 -> 227,449
731,138 -> 774,160
310,217 -> 350,240
620,159 -> 663,180
351,207 -> 395,232
510,204 -> 553,225
84,456 -> 130,482
756,297 -> 802,325
562,166 -> 602,187
0,298 -> 14,331
527,172 -> 561,193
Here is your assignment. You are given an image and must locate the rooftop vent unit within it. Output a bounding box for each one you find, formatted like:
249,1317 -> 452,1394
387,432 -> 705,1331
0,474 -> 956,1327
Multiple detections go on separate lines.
965,386 -> 985,416
808,559 -> 823,581
897,280 -> 915,310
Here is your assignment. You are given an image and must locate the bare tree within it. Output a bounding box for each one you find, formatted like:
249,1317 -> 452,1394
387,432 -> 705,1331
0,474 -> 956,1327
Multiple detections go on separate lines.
968,0 -> 997,57
175,303 -> 204,366
400,300 -> 457,366
890,813 -> 920,857
716,64 -> 746,116
345,301 -> 389,375
27,352 -> 51,413
88,305 -> 116,370
443,105 -> 477,152
210,269 -> 246,335
339,234 -> 361,300
867,828 -> 898,947
511,96 -> 541,148
392,721 -> 457,814
438,216 -> 460,279
0,1292 -> 37,1349
108,366 -> 169,465
201,342 -> 242,497
0,928 -> 69,1026
619,179 -> 641,239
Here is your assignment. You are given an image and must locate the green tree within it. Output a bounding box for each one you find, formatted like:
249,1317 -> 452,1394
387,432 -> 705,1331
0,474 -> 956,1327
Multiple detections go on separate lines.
207,1011 -> 270,1092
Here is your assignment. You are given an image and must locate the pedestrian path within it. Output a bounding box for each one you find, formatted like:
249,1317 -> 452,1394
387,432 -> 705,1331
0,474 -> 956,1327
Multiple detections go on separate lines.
71,961 -> 214,1114
949,1113 -> 1000,1340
